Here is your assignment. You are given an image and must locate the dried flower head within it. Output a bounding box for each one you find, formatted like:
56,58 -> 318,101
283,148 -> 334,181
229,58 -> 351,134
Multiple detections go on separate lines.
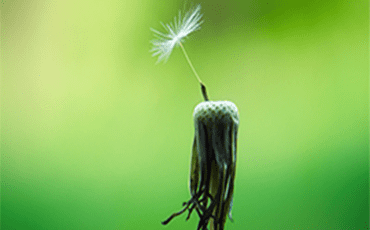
191,101 -> 239,229
151,4 -> 203,63
162,101 -> 239,230
152,4 -> 240,230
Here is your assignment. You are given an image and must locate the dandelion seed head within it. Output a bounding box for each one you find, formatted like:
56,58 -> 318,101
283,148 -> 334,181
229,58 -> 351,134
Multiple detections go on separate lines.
150,4 -> 203,63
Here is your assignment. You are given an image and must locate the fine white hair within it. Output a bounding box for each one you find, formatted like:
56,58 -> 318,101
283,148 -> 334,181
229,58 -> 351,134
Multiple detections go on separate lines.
150,4 -> 203,63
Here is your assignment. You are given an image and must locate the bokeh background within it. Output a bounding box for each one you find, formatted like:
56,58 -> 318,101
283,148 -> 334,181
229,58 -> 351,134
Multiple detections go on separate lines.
1,0 -> 369,229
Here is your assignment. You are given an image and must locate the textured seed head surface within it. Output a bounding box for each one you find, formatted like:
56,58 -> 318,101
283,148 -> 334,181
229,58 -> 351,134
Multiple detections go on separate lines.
193,101 -> 239,125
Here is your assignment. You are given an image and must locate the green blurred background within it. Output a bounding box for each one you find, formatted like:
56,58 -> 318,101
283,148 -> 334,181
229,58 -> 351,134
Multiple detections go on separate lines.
1,0 -> 369,229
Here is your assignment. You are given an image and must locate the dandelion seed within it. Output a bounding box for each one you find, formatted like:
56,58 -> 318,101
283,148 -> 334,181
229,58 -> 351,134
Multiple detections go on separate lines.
151,4 -> 207,100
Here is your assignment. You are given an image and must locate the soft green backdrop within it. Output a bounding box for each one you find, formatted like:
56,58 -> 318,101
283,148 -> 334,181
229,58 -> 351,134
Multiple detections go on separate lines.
1,0 -> 369,229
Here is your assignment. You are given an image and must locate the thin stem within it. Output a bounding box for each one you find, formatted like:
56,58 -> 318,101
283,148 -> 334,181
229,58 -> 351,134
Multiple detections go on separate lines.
179,42 -> 209,101
179,42 -> 202,84
201,83 -> 209,101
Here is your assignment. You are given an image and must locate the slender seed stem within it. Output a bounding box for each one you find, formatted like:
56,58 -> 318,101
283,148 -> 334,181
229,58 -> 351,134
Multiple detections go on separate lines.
179,42 -> 209,101
179,42 -> 202,84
